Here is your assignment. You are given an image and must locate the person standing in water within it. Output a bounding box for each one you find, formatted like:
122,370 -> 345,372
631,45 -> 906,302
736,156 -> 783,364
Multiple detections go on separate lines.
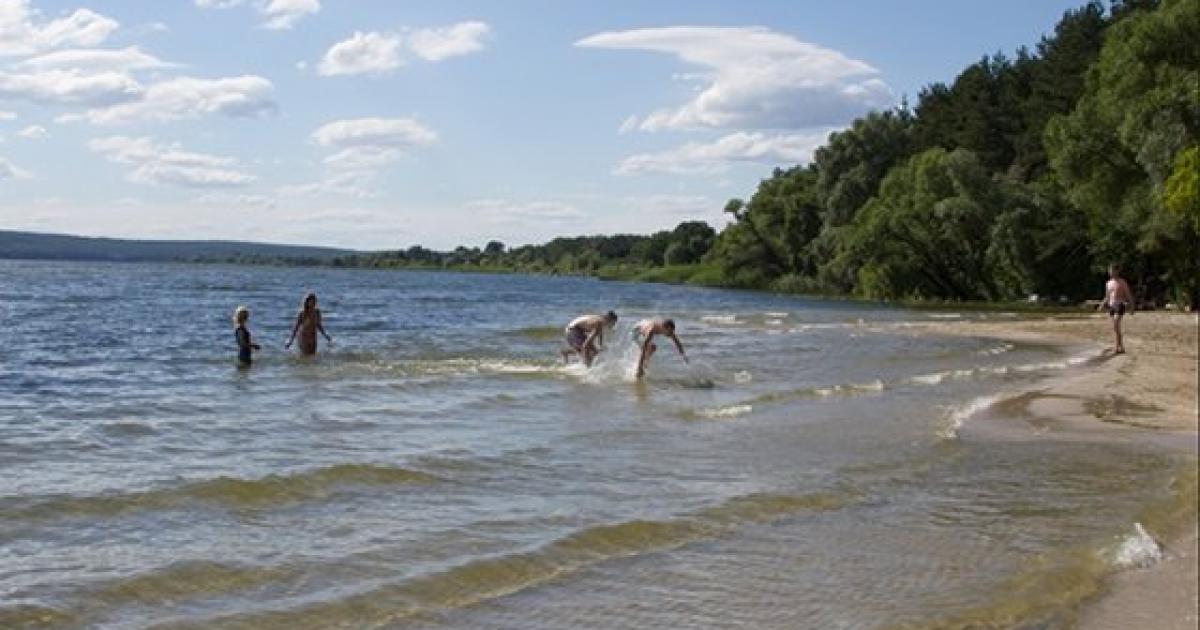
233,306 -> 261,367
286,292 -> 333,355
634,318 -> 687,378
1097,264 -> 1134,354
562,311 -> 618,367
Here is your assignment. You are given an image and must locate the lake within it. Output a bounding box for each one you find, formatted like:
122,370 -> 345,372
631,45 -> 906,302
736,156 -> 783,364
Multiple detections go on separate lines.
0,260 -> 1186,629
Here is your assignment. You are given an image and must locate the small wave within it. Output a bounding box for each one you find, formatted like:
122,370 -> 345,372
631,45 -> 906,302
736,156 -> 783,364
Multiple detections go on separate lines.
763,312 -> 789,318
700,315 -> 738,325
976,342 -> 1015,356
683,404 -> 753,420
3,463 -> 438,524
1108,522 -> 1162,569
911,371 -> 951,385
938,394 -> 1002,439
926,313 -> 963,319
733,370 -> 753,384
182,490 -> 859,628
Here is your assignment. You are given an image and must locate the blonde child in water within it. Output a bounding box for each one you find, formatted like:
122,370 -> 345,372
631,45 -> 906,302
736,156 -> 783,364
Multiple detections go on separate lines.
285,292 -> 333,355
233,306 -> 261,367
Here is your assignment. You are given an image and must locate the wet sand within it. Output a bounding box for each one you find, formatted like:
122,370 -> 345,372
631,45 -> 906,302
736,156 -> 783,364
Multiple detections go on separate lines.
927,311 -> 1198,628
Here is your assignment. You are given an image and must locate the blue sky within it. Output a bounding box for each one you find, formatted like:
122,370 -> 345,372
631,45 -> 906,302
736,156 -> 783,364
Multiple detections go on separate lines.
1,0 -> 1087,250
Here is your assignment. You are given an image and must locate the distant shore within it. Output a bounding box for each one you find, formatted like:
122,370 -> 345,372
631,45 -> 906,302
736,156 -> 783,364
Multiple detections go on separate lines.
926,312 -> 1198,628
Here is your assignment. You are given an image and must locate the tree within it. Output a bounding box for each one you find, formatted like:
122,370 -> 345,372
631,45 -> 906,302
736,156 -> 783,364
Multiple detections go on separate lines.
1046,0 -> 1199,303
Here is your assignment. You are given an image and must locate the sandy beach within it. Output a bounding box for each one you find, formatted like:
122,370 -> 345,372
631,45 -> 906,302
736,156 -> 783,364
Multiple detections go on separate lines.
929,311 -> 1198,629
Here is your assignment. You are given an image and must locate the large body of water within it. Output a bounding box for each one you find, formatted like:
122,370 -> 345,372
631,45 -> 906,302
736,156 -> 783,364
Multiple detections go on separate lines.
0,260 -> 1189,629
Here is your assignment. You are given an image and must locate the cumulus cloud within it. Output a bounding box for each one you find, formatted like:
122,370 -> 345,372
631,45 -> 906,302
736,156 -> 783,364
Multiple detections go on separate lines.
194,0 -> 319,30
311,116 -> 437,149
0,154 -> 30,178
614,131 -> 828,175
89,135 -> 256,188
318,31 -> 401,76
317,21 -> 489,77
194,191 -> 275,208
0,109 -> 17,120
260,0 -> 319,30
465,199 -> 585,224
78,75 -> 276,124
576,26 -> 892,131
278,117 -> 437,198
15,46 -> 173,73
16,123 -> 45,138
0,68 -> 140,105
0,0 -> 119,57
407,21 -> 490,61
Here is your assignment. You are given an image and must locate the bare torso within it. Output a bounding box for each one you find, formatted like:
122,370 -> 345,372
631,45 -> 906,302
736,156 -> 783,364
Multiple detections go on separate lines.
1104,279 -> 1132,307
296,309 -> 321,354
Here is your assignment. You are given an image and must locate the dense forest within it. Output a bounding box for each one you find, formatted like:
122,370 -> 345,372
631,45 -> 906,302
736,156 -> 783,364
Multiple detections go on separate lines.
329,0 -> 1197,306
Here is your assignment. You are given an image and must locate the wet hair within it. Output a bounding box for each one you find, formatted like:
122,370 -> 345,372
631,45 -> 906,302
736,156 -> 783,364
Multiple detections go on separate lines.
663,318 -> 675,331
605,310 -> 618,323
303,292 -> 317,309
233,305 -> 249,325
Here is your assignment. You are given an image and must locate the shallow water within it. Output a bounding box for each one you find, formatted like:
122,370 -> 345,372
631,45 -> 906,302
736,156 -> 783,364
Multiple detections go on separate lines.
0,260 -> 1188,629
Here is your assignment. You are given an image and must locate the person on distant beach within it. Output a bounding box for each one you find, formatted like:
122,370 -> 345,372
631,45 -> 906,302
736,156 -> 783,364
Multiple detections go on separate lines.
562,311 -> 618,367
634,318 -> 687,378
286,292 -> 332,355
1097,264 -> 1134,354
233,306 -> 261,367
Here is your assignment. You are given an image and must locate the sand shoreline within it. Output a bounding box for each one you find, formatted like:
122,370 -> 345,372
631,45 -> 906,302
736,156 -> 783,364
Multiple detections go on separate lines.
926,311 -> 1197,629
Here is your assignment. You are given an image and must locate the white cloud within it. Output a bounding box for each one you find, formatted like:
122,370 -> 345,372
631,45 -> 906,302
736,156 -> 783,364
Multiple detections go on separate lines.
576,26 -> 892,131
615,131 -> 827,175
16,123 -> 45,138
276,170 -> 374,199
15,46 -> 173,73
406,21 -> 490,61
194,0 -> 319,30
0,154 -> 30,178
323,146 -> 401,170
260,0 -> 319,30
465,199 -> 585,224
0,110 -> 15,120
0,68 -> 141,105
318,31 -> 401,77
0,0 -> 119,57
194,191 -> 276,208
89,135 -> 256,188
317,22 -> 490,77
79,75 -> 276,125
311,117 -> 437,149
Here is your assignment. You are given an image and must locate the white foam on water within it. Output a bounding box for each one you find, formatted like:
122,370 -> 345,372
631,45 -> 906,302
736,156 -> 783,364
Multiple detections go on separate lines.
1109,522 -> 1162,569
976,343 -> 1015,356
764,312 -> 789,318
733,370 -> 753,384
765,319 -> 785,326
927,313 -> 963,319
937,394 -> 1002,440
853,379 -> 885,392
911,371 -> 951,385
695,404 -> 753,419
701,315 -> 739,325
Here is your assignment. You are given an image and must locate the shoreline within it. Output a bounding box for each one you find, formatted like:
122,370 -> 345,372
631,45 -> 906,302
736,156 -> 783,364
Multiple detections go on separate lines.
927,312 -> 1198,628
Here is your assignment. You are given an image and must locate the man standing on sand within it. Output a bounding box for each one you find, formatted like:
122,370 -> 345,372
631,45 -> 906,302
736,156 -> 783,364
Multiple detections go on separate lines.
562,311 -> 617,367
634,318 -> 687,378
1098,264 -> 1134,354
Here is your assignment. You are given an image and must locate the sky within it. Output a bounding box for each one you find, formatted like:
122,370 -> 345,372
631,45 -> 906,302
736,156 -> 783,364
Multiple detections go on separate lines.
0,0 -> 1088,250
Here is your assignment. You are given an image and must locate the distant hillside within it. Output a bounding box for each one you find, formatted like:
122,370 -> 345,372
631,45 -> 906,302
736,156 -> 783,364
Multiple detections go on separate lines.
0,230 -> 357,264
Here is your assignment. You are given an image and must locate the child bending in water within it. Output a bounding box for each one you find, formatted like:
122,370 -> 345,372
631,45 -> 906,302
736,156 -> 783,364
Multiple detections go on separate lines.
233,306 -> 261,366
